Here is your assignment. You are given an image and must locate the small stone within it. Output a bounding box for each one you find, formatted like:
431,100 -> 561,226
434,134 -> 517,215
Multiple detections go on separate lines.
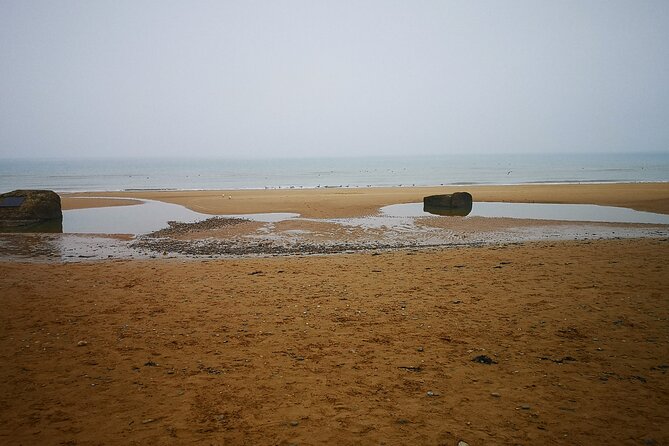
426,391 -> 439,397
77,341 -> 88,347
472,355 -> 497,365
519,404 -> 531,410
458,441 -> 470,446
289,420 -> 299,427
417,347 -> 424,352
491,392 -> 501,398
396,418 -> 410,425
142,418 -> 156,424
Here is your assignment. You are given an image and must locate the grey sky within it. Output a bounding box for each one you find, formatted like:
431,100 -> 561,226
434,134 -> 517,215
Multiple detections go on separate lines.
1,0 -> 668,158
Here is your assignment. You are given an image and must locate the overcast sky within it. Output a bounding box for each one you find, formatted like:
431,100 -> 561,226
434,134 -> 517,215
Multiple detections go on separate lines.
1,1 -> 668,159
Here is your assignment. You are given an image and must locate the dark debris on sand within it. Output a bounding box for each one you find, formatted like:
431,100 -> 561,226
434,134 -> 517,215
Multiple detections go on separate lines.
131,236 -> 410,257
131,216 -> 484,258
148,217 -> 249,238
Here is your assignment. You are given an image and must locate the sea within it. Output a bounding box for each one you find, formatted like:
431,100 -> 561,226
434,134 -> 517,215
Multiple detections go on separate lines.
1,152 -> 668,193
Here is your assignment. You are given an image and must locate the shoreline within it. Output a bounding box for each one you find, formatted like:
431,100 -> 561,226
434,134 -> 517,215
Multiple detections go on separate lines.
61,182 -> 669,217
50,179 -> 669,192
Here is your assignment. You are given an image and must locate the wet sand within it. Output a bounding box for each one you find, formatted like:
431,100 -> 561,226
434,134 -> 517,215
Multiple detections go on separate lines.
62,182 -> 669,217
1,238 -> 668,445
61,197 -> 143,210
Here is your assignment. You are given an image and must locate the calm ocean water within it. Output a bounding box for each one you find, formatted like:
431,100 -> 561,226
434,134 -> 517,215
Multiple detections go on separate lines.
1,153 -> 667,193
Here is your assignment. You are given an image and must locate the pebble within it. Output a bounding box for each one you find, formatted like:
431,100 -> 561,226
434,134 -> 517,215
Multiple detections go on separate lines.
417,347 -> 424,352
519,404 -> 531,410
458,441 -> 470,446
77,340 -> 88,347
491,392 -> 501,398
426,391 -> 440,397
289,420 -> 299,427
472,355 -> 497,365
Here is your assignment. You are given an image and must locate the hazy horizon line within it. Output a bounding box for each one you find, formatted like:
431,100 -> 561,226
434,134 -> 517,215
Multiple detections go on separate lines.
2,149 -> 668,161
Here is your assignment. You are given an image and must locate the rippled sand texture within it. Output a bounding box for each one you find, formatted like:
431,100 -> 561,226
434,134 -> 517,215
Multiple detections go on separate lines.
1,238 -> 668,445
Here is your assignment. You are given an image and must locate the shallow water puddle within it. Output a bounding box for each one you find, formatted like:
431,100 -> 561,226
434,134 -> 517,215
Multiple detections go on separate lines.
58,199 -> 669,235
382,202 -> 669,225
62,198 -> 299,234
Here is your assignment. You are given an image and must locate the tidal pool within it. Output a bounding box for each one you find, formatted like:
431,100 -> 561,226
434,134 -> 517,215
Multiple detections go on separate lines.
62,198 -> 298,234
8,198 -> 666,236
382,202 -> 669,225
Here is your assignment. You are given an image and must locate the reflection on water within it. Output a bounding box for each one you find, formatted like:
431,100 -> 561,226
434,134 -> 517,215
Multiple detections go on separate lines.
3,199 -> 668,238
0,219 -> 63,233
0,233 -> 149,262
62,199 -> 299,234
63,199 -> 211,234
423,204 -> 472,217
385,202 -> 669,225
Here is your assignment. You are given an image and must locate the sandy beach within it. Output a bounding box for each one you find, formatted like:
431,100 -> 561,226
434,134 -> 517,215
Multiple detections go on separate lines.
2,183 -> 669,445
4,1 -> 668,444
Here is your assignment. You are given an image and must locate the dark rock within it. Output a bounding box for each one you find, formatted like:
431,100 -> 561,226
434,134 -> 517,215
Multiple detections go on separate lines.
423,192 -> 473,216
472,354 -> 497,365
0,190 -> 62,229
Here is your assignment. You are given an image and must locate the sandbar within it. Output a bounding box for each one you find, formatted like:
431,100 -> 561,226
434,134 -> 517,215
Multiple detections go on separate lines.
61,197 -> 143,210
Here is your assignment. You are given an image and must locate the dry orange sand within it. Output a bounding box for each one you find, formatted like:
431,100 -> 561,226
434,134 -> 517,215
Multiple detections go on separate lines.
1,238 -> 668,445
62,182 -> 669,217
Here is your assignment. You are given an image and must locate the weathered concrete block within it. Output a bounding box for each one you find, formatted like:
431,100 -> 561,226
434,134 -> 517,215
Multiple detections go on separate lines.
423,192 -> 473,216
0,190 -> 62,228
